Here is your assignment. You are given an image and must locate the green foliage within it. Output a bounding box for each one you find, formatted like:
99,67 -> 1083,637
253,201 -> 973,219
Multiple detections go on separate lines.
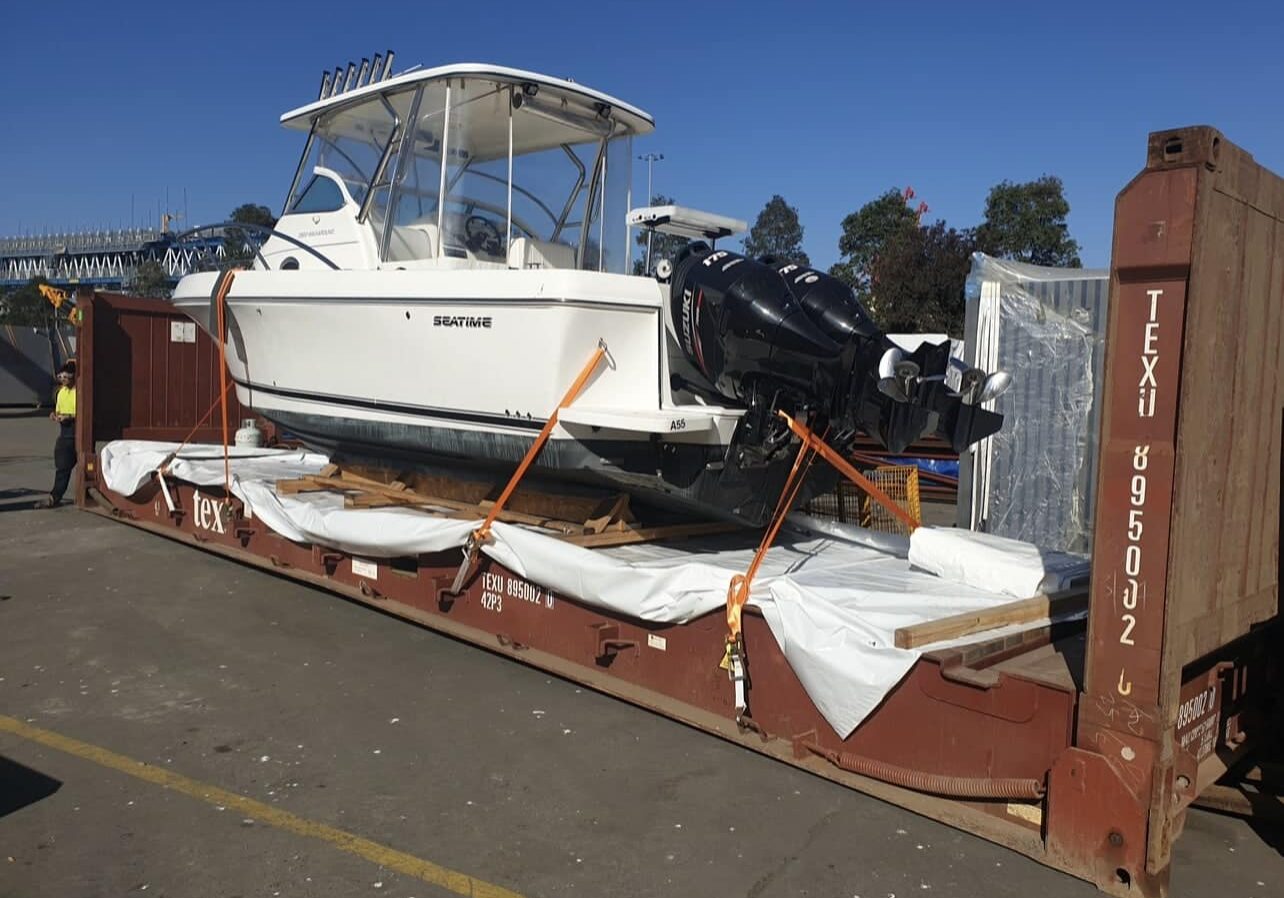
974,176 -> 1081,267
869,221 -> 976,335
230,203 -> 277,229
743,195 -> 809,264
829,189 -> 919,299
131,260 -> 173,299
632,194 -> 690,275
0,277 -> 57,327
224,203 -> 279,267
832,175 -> 1082,335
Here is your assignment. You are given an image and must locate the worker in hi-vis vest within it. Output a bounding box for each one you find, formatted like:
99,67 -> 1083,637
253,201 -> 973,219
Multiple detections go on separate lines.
39,360 -> 77,508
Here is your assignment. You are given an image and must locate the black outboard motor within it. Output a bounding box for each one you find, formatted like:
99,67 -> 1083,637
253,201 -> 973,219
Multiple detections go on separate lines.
667,246 -> 843,411
761,257 -> 881,346
666,243 -> 1007,463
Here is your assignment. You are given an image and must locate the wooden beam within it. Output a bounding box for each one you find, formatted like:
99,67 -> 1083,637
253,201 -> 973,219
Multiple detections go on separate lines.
274,476 -> 335,495
276,470 -> 740,549
560,521 -> 745,548
893,588 -> 1089,650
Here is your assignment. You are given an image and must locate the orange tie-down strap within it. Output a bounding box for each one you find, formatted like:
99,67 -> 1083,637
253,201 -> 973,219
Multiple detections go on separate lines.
212,269 -> 241,492
473,343 -> 607,542
722,412 -> 921,655
723,427 -> 821,643
777,411 -> 921,532
448,342 -> 608,595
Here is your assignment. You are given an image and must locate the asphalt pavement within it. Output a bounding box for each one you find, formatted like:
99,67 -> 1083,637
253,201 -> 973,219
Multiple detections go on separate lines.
1,410 -> 1280,898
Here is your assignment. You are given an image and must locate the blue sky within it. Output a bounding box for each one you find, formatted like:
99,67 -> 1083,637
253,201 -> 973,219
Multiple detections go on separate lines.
3,0 -> 1281,269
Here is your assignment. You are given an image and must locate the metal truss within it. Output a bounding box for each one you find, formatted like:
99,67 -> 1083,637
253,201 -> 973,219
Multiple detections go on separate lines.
0,230 -> 227,288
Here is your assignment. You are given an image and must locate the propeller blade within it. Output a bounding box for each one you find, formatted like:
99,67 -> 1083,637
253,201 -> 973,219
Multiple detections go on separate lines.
979,371 -> 1013,403
878,377 -> 909,402
878,347 -> 903,380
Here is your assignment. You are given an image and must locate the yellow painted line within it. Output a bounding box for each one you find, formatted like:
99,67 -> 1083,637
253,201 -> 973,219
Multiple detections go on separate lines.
0,714 -> 523,898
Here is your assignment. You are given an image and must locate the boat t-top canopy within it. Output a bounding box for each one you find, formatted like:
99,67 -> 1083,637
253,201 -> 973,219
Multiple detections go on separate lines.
627,205 -> 748,241
280,62 -> 655,139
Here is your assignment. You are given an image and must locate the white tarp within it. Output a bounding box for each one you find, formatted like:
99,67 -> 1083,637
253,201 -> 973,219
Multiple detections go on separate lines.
99,440 -> 1089,737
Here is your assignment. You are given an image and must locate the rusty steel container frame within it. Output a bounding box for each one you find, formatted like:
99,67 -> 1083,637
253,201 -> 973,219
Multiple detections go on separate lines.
72,127 -> 1282,898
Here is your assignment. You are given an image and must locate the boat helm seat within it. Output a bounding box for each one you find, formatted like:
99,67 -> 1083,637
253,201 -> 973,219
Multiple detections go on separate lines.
385,223 -> 440,262
508,237 -> 576,271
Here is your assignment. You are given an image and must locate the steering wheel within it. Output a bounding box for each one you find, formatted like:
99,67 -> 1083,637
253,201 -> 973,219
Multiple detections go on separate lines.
463,215 -> 503,256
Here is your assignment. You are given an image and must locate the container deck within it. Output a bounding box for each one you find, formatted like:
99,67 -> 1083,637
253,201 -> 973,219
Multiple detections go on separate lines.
72,127 -> 1283,897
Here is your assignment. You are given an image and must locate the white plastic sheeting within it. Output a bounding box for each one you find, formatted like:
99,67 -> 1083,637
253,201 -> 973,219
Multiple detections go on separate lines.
960,253 -> 1109,553
908,527 -> 1090,597
99,440 -> 1089,737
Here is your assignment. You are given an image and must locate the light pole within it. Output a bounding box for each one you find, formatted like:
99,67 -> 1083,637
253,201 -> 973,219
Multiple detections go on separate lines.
638,152 -> 664,273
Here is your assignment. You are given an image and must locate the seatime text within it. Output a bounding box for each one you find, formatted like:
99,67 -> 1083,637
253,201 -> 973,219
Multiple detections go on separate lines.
433,315 -> 492,328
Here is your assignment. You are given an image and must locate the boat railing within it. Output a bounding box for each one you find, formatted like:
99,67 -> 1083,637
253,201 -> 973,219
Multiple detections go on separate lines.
174,223 -> 341,273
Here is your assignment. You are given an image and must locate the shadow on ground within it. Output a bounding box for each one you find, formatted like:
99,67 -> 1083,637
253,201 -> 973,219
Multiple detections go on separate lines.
0,755 -> 62,819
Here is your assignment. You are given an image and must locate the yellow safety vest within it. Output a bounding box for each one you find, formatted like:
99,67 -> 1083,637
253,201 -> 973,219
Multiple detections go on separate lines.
55,385 -> 76,417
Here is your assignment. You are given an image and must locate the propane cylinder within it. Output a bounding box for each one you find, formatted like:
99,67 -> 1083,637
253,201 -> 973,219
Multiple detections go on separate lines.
234,418 -> 264,448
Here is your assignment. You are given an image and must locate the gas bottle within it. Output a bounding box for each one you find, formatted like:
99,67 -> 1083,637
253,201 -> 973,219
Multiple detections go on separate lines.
234,418 -> 264,448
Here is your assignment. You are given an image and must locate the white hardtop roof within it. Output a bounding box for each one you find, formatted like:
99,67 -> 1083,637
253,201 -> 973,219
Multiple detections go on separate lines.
281,62 -> 654,135
627,205 -> 747,240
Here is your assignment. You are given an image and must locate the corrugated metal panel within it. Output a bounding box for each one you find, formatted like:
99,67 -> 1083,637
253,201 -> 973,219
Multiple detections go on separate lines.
78,291 -> 254,444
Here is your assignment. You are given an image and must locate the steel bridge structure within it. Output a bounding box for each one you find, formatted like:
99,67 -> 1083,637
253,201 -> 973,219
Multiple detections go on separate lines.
0,229 -> 226,290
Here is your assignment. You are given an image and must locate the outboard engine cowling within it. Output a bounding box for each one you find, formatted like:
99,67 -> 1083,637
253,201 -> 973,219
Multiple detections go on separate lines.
664,241 -> 1009,490
668,244 -> 844,414
761,257 -> 881,346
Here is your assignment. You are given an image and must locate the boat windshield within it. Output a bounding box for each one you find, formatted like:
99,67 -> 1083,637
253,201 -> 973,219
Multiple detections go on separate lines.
284,76 -> 635,273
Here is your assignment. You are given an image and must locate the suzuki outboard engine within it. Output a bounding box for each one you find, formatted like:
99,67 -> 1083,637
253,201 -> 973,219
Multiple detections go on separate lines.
666,242 -> 1008,468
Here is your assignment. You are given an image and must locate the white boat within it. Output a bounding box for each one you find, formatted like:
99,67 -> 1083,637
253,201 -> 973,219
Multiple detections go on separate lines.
173,59 -> 1008,526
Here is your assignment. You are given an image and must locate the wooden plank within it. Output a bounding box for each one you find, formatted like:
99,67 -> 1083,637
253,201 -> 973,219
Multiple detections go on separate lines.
1167,147 -> 1284,665
583,493 -> 633,534
560,521 -> 744,548
399,470 -> 613,522
894,589 -> 1089,650
343,487 -> 586,533
1250,220 -> 1284,596
274,477 -> 337,495
278,470 -> 738,548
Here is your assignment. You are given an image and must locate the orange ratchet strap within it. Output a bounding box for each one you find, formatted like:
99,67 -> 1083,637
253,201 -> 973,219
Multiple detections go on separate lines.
448,341 -> 609,595
720,411 -> 922,718
212,269 -> 240,494
720,420 -> 824,718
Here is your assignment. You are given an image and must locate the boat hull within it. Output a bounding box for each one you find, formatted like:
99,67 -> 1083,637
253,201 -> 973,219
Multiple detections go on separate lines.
172,269 -> 825,525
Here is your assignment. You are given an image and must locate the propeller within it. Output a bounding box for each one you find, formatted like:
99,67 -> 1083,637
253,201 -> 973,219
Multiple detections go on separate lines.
877,347 -> 922,403
958,367 -> 1013,405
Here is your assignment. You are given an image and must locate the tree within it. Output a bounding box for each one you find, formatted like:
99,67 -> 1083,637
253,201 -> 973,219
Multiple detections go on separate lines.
632,194 -> 691,275
742,194 -> 809,264
868,221 -> 976,335
131,260 -> 172,299
0,277 -> 57,327
229,203 -> 276,229
829,188 -> 920,299
224,203 -> 278,266
974,176 -> 1081,267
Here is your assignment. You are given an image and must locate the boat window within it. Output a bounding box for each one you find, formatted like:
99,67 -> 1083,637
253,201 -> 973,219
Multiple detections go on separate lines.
592,134 -> 632,273
289,174 -> 346,214
439,80 -> 518,260
287,98 -> 399,211
296,75 -> 641,271
382,80 -> 449,261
